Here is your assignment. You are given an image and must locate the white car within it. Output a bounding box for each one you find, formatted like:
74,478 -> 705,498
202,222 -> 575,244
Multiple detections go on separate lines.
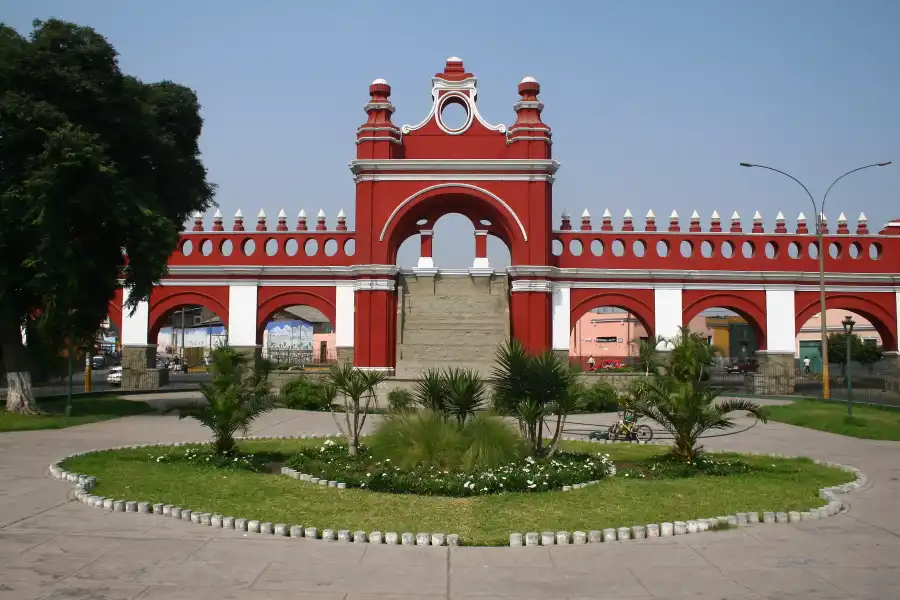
107,366 -> 122,386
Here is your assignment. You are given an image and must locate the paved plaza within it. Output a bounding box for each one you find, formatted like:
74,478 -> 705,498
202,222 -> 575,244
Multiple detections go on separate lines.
1,395 -> 899,599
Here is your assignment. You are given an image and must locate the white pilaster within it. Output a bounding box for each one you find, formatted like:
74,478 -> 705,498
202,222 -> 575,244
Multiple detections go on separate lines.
654,286 -> 683,349
227,284 -> 258,346
472,257 -> 490,268
121,288 -> 149,345
335,284 -> 355,348
765,288 -> 796,354
417,256 -> 435,269
551,285 -> 571,350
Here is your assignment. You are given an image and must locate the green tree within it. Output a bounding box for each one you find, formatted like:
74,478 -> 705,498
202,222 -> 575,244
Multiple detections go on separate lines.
632,336 -> 663,376
179,347 -> 279,455
324,363 -> 390,456
826,332 -> 867,376
0,19 -> 214,412
855,339 -> 883,375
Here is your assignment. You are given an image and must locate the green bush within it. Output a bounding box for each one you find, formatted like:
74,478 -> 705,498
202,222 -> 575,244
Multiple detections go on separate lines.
442,368 -> 486,425
280,376 -> 332,411
458,413 -> 526,471
387,388 -> 414,412
413,369 -> 446,413
366,410 -> 463,470
578,381 -> 620,413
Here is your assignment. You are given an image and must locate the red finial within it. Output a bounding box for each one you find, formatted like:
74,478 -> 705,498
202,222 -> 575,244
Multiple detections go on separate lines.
356,78 -> 400,157
336,209 -> 348,232
836,213 -> 849,234
774,212 -> 787,234
752,211 -> 764,233
296,209 -> 308,231
580,209 -> 592,231
730,211 -> 742,233
276,209 -> 288,232
710,211 -> 722,232
689,210 -> 701,232
796,212 -> 808,234
856,212 -> 869,235
509,75 -> 551,151
622,209 -> 634,232
212,209 -> 224,232
255,209 -> 267,232
232,209 -> 245,232
645,210 -> 657,232
601,209 -> 613,232
668,210 -> 680,232
315,209 -> 327,231
560,210 -> 572,231
191,212 -> 204,232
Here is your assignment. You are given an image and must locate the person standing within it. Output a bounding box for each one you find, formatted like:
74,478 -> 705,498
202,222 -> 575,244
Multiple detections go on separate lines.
587,355 -> 596,371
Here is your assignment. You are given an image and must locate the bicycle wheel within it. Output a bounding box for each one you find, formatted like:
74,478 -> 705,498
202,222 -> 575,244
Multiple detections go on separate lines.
635,424 -> 653,443
607,424 -> 619,440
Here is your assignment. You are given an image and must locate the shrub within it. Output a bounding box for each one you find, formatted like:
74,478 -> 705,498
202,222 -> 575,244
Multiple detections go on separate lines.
280,376 -> 332,411
458,413 -> 526,471
387,388 -> 414,413
578,381 -> 620,413
442,367 -> 486,426
413,369 -> 446,413
366,410 -> 462,470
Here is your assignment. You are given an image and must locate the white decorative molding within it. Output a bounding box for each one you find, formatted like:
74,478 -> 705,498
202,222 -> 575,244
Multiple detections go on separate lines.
510,280 -> 552,293
472,257 -> 490,269
378,183 -> 528,243
399,73 -> 506,136
121,288 -> 149,346
551,286 -> 571,350
353,173 -> 555,183
227,285 -> 258,346
348,158 -> 559,174
467,267 -> 494,277
166,265 -> 399,278
416,256 -> 435,269
412,267 -> 439,277
335,286 -> 355,347
765,289 -> 797,353
353,279 -> 396,292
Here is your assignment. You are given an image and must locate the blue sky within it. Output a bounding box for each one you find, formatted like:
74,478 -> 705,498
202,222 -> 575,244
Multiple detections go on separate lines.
5,0 -> 899,268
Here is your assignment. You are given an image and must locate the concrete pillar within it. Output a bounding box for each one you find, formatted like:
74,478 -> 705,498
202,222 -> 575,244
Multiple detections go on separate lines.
353,279 -> 396,371
120,288 -> 164,388
417,230 -> 434,269
885,351 -> 900,393
654,285 -> 682,350
473,230 -> 489,269
551,284 -> 570,355
335,284 -> 355,364
509,280 -> 552,354
756,288 -> 797,395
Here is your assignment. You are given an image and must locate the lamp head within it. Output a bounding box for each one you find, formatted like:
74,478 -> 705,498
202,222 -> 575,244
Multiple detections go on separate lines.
739,162 -> 754,168
877,161 -> 892,167
841,315 -> 856,335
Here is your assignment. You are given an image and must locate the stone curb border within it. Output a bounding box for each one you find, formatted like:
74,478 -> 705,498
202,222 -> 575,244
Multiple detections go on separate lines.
46,435 -> 865,549
47,434 -> 460,548
506,438 -> 867,546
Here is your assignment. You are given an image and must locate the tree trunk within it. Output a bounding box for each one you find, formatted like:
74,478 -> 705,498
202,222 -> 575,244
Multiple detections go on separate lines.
3,328 -> 37,413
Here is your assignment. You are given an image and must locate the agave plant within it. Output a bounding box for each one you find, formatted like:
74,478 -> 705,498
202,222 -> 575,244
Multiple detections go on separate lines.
179,347 -> 279,455
442,367 -> 486,426
413,368 -> 446,413
324,362 -> 390,456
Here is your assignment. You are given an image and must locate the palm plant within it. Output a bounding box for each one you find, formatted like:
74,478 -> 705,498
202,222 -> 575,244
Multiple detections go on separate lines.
633,335 -> 664,376
324,362 -> 390,456
665,326 -> 718,383
179,346 -> 279,455
413,368 -> 446,413
491,339 -> 575,457
442,367 -> 486,426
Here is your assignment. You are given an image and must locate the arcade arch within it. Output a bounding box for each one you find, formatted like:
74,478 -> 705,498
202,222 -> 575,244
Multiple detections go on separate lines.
257,302 -> 336,367
150,304 -> 227,369
681,292 -> 767,358
570,304 -> 651,370
795,306 -> 893,376
395,212 -> 511,270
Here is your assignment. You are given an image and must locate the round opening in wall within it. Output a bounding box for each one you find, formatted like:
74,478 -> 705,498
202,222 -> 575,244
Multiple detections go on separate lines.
439,97 -> 469,131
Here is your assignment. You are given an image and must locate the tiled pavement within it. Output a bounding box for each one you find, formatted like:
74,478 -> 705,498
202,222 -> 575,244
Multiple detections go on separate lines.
1,395 -> 899,599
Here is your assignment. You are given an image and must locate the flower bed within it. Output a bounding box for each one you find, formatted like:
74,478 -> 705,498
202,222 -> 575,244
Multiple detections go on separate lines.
286,439 -> 616,496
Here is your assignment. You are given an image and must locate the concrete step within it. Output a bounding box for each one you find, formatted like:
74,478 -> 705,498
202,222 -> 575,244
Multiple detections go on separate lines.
400,329 -> 507,345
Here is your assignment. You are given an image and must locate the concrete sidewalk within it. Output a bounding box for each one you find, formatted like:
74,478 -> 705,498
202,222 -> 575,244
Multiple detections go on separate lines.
1,403 -> 899,599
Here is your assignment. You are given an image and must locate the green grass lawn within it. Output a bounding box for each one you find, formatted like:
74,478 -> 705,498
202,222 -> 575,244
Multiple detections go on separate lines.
0,394 -> 154,432
765,399 -> 900,441
62,439 -> 852,546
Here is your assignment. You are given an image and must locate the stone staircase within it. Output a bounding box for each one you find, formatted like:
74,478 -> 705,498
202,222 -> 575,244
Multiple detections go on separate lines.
394,273 -> 509,378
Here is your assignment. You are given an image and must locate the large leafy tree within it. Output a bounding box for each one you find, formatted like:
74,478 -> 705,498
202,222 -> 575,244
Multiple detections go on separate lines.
0,19 -> 214,412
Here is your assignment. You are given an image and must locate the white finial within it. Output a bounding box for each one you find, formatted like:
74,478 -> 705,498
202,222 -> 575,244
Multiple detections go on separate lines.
337,209 -> 346,218
711,210 -> 720,219
646,209 -> 655,218
837,212 -> 847,223
277,209 -> 286,219
797,212 -> 806,221
214,209 -> 222,218
447,56 -> 461,62
669,210 -> 678,219
691,210 -> 700,219
235,209 -> 243,218
581,209 -> 590,218
731,211 -> 740,220
624,209 -> 633,218
602,208 -> 611,218
753,211 -> 762,220
372,78 -> 388,85
775,211 -> 785,220
257,209 -> 266,219
192,211 -> 203,219
317,209 -> 326,218
561,209 -> 570,219
298,209 -> 307,218
520,76 -> 538,84
858,212 -> 867,222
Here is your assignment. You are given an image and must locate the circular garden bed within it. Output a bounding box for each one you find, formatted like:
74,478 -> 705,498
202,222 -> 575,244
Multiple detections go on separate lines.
60,437 -> 855,546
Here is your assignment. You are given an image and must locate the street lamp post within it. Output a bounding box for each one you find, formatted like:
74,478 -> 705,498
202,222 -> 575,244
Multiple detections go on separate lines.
842,315 -> 855,416
739,161 -> 891,400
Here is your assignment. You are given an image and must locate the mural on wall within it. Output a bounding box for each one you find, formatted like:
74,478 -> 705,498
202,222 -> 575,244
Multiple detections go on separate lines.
157,325 -> 227,354
261,320 -> 315,361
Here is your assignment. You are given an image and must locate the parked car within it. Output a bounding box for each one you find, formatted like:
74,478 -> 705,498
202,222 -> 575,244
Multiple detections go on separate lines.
726,357 -> 759,374
91,355 -> 108,369
107,365 -> 122,386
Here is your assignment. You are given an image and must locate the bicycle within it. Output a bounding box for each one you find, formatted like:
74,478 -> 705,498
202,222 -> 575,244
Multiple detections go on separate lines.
606,409 -> 653,443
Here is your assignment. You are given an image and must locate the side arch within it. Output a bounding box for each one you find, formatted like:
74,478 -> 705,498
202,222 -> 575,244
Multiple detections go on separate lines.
681,290 -> 767,350
147,288 -> 230,343
795,292 -> 898,352
570,289 -> 656,339
107,288 -> 124,334
256,289 -> 337,345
